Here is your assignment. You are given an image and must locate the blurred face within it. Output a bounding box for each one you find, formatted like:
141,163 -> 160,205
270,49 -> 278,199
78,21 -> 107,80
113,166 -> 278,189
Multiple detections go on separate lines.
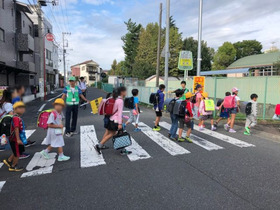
19,87 -> 25,96
69,80 -> 76,87
197,87 -> 202,92
54,104 -> 64,112
121,90 -> 127,98
253,97 -> 258,102
15,107 -> 26,115
11,89 -> 18,98
181,83 -> 186,89
234,91 -> 239,95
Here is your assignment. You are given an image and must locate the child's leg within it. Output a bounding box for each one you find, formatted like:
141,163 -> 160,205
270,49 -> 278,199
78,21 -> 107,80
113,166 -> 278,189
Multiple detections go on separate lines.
186,128 -> 192,137
210,119 -> 214,126
216,117 -> 222,124
8,154 -> 14,162
58,147 -> 63,155
178,128 -> 183,138
102,129 -> 109,140
100,130 -> 116,145
155,116 -> 160,127
230,114 -> 236,129
47,145 -> 52,152
12,156 -> 19,167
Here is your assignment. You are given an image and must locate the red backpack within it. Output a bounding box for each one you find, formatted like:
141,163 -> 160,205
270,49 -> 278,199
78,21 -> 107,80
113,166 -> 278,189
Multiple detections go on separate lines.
275,104 -> 280,115
98,98 -> 117,116
223,95 -> 236,109
37,110 -> 57,129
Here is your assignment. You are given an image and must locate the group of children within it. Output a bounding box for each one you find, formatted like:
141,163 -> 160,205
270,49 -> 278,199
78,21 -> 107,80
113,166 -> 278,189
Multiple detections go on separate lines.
0,86 -> 70,172
151,82 -> 259,142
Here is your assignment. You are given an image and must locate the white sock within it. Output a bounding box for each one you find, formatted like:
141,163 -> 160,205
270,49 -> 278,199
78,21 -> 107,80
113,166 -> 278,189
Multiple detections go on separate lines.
45,149 -> 50,153
211,125 -> 214,128
59,153 -> 64,157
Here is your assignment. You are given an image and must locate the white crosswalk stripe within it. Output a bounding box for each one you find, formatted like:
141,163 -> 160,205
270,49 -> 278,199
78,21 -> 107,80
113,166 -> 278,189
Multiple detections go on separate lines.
160,122 -> 224,151
80,125 -> 106,168
25,130 -> 36,139
0,163 -> 3,169
138,122 -> 190,156
0,181 -> 6,192
126,137 -> 151,161
193,125 -> 255,148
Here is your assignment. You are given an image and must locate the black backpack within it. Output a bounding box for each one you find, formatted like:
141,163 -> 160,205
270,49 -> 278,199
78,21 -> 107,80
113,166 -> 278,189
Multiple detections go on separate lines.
217,99 -> 223,107
191,93 -> 197,104
149,93 -> 159,105
124,97 -> 134,109
0,115 -> 14,137
178,100 -> 187,117
245,102 -> 252,116
167,99 -> 176,113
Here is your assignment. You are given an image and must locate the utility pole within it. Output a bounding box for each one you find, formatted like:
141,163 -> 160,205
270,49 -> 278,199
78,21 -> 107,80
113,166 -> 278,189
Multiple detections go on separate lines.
156,3 -> 162,88
164,0 -> 170,90
62,32 -> 71,86
197,0 -> 203,76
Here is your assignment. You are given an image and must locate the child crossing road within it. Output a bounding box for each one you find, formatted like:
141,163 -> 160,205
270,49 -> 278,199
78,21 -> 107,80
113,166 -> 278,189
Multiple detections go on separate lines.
244,94 -> 258,135
153,84 -> 165,131
199,92 -> 216,131
215,92 -> 231,128
40,98 -> 70,162
125,89 -> 141,132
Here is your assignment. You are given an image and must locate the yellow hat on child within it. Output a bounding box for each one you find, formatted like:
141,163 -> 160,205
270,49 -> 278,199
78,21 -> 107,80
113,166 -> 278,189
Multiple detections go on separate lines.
13,101 -> 25,109
53,98 -> 65,106
185,92 -> 194,99
201,92 -> 208,98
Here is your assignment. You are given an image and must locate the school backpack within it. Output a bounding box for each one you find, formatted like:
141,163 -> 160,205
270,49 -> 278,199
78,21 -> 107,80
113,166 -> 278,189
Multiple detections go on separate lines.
191,93 -> 197,104
245,102 -> 252,116
173,100 -> 187,117
98,98 -> 116,116
149,93 -> 159,105
0,115 -> 13,137
163,98 -> 176,113
124,97 -> 134,109
204,99 -> 215,112
275,104 -> 280,115
216,99 -> 223,107
223,95 -> 236,109
37,110 -> 57,129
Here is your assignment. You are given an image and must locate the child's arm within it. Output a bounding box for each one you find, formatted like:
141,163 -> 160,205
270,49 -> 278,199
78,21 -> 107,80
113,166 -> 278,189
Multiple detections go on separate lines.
48,123 -> 63,128
135,103 -> 139,114
14,127 -> 23,145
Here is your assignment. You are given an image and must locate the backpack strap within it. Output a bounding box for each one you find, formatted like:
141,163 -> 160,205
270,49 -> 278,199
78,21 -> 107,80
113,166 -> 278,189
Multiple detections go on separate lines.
51,110 -> 58,120
0,111 -> 6,119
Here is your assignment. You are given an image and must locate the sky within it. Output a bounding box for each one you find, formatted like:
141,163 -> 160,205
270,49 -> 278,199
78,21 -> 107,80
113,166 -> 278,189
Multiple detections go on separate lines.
23,0 -> 280,71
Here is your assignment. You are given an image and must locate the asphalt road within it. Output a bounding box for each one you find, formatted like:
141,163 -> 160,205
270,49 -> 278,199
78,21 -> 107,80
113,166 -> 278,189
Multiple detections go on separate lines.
1,87 -> 280,210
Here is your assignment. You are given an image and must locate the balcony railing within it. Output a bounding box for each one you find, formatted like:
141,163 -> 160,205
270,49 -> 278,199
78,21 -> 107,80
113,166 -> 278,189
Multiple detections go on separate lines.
89,76 -> 96,81
17,33 -> 34,52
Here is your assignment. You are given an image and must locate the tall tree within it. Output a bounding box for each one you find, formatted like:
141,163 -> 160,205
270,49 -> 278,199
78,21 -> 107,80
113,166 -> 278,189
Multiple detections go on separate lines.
233,40 -> 262,60
121,19 -> 142,76
212,42 -> 236,70
182,37 -> 214,75
116,61 -> 125,76
108,59 -> 118,75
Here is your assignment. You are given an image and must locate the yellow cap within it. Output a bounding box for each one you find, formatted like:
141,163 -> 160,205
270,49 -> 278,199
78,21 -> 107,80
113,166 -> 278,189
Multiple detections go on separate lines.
185,92 -> 194,99
201,92 -> 208,98
53,98 -> 65,106
13,101 -> 25,109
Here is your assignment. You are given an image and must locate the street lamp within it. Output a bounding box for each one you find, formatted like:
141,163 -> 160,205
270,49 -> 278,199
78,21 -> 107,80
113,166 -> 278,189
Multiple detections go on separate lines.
197,0 -> 203,76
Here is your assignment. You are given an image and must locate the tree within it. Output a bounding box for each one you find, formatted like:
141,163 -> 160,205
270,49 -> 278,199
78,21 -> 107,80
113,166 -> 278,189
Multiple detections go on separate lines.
212,42 -> 236,70
121,19 -> 142,76
182,37 -> 214,75
115,61 -> 125,76
233,40 -> 262,60
108,59 -> 118,75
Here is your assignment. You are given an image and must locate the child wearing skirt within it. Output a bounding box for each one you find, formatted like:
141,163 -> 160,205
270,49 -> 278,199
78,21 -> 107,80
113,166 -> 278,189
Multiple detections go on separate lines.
40,98 -> 70,161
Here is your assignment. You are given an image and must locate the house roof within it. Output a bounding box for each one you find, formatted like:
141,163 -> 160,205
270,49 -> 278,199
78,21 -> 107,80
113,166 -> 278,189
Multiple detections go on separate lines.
228,52 -> 280,69
145,75 -> 183,81
71,60 -> 99,68
201,68 -> 249,76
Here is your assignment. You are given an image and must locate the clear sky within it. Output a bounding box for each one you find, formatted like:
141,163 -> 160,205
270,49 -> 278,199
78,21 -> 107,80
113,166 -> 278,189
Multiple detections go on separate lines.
22,0 -> 280,71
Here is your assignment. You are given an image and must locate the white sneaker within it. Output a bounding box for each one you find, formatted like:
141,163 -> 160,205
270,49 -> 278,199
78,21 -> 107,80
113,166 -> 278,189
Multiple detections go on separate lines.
229,129 -> 236,133
40,150 -> 50,160
199,127 -> 204,131
58,155 -> 70,162
65,133 -> 72,138
224,124 -> 229,131
70,131 -> 79,135
211,126 -> 216,131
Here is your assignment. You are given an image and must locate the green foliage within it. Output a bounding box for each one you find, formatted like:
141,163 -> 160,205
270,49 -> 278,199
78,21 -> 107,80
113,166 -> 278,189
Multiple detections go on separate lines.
108,59 -> 118,75
212,42 -> 236,70
182,37 -> 214,75
92,81 -> 102,89
233,40 -> 263,60
121,19 -> 142,76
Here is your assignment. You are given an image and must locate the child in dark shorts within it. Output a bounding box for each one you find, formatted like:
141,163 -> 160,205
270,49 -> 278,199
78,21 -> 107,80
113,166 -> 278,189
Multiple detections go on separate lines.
215,92 -> 231,128
3,102 -> 26,172
177,92 -> 194,143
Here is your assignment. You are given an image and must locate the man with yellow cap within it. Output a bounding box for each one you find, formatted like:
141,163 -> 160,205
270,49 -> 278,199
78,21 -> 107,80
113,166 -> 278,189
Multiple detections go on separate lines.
62,76 -> 89,137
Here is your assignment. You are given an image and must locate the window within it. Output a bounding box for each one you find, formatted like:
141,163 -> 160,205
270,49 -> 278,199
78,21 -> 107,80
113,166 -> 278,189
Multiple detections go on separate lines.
46,49 -> 52,60
0,28 -> 5,42
34,25 -> 38,37
1,0 -> 4,9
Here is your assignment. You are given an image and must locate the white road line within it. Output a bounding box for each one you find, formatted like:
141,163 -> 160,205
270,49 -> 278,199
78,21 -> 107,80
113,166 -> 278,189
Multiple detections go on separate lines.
0,163 -> 3,168
160,122 -> 223,151
47,93 -> 63,102
26,130 -> 36,139
21,166 -> 53,178
138,122 -> 190,156
126,137 -> 151,161
80,125 -> 106,168
0,181 -> 6,192
193,125 -> 255,148
21,152 -> 57,178
38,103 -> 46,112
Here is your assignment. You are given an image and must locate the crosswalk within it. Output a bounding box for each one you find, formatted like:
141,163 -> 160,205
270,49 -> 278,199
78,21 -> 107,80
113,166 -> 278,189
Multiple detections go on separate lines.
0,121 -> 256,192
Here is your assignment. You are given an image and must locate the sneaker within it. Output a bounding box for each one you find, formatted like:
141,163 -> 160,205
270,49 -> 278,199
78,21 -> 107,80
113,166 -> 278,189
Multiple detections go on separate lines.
70,131 -> 79,135
134,128 -> 141,132
94,145 -> 102,155
153,126 -> 161,131
185,137 -> 193,143
9,165 -> 23,172
224,124 -> 230,131
229,129 -> 237,133
3,159 -> 12,168
58,155 -> 70,162
178,137 -> 185,142
168,133 -> 171,138
40,150 -> 50,160
244,131 -> 250,136
19,153 -> 30,160
100,145 -> 109,150
169,137 -> 177,141
65,132 -> 73,138
199,127 -> 204,131
25,140 -> 36,148
120,149 -> 132,156
245,127 -> 250,134
211,126 -> 217,131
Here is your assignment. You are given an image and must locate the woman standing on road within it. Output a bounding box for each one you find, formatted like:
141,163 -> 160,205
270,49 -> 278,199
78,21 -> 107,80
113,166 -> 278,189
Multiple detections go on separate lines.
95,87 -> 131,156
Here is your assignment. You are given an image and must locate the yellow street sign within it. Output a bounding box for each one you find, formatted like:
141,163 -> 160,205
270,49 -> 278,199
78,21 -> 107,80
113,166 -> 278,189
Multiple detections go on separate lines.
178,51 -> 193,71
90,97 -> 103,114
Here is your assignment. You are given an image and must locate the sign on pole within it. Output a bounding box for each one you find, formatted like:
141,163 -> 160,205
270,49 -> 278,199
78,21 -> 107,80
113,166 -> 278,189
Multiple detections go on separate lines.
90,97 -> 103,114
45,33 -> 55,42
193,76 -> 205,92
178,51 -> 193,71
